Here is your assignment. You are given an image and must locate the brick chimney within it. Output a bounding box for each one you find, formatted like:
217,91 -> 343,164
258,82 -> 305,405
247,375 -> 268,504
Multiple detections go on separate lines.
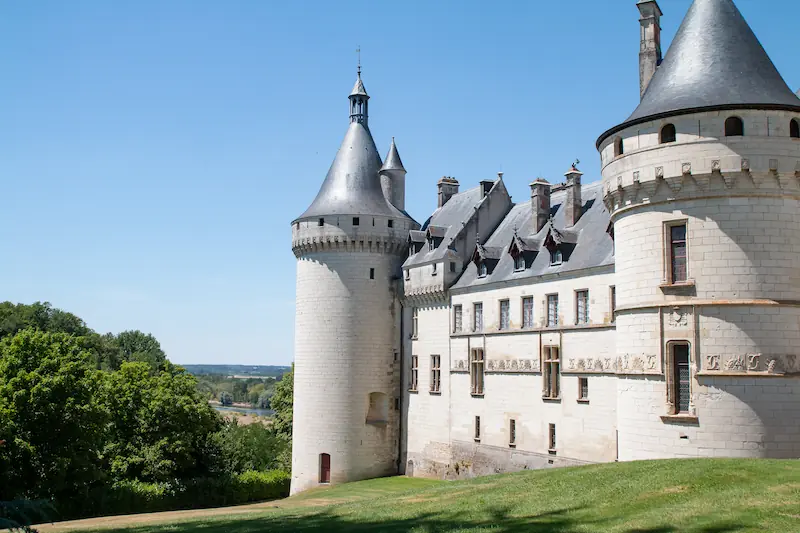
530,178 -> 551,233
638,0 -> 662,99
437,177 -> 460,208
564,165 -> 583,227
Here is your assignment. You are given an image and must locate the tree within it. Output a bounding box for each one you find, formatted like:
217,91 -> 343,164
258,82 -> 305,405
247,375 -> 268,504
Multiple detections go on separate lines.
102,362 -> 222,483
0,302 -> 89,341
207,419 -> 284,474
0,330 -> 107,505
270,366 -> 293,441
115,330 -> 166,370
256,391 -> 271,410
219,391 -> 233,406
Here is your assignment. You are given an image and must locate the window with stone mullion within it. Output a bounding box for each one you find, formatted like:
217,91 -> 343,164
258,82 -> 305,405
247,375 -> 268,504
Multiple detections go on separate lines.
522,297 -> 534,329
499,300 -> 510,330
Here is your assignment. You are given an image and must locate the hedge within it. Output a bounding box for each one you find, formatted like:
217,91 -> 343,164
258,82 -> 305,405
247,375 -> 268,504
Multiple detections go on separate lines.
64,470 -> 290,520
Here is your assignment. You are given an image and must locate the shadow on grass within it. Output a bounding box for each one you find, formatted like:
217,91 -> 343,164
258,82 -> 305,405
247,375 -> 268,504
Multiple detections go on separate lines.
94,505 -> 747,533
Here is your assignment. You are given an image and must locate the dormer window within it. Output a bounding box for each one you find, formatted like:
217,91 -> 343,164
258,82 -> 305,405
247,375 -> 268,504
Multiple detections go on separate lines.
478,262 -> 488,278
428,239 -> 434,251
550,249 -> 563,266
514,255 -> 525,272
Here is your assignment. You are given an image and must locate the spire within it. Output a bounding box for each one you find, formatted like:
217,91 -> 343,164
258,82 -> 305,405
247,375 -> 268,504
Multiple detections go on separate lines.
380,137 -> 405,172
349,70 -> 369,125
598,0 -> 800,146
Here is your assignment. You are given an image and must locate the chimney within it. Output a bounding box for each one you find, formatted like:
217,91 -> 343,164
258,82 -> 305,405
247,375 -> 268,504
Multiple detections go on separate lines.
479,179 -> 494,197
638,0 -> 663,99
530,178 -> 551,233
564,165 -> 583,227
437,176 -> 460,208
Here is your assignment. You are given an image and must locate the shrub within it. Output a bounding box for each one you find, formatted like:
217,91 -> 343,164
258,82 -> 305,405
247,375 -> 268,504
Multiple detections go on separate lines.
83,470 -> 290,518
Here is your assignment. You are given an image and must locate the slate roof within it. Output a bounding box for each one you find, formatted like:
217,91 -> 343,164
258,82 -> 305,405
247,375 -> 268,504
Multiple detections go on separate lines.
452,181 -> 613,289
295,121 -> 412,221
350,74 -> 368,97
598,0 -> 800,146
404,186 -> 485,266
380,138 -> 406,172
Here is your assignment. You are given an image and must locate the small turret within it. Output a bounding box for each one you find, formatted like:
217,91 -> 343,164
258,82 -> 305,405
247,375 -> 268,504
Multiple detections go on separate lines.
349,67 -> 369,126
380,137 -> 407,211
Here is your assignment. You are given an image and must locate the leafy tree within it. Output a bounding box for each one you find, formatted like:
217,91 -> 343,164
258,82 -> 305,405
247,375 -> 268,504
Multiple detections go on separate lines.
219,391 -> 233,406
207,419 -> 285,474
102,362 -> 222,483
256,391 -> 271,410
270,366 -> 293,441
0,330 -> 107,504
0,302 -> 89,341
115,330 -> 166,370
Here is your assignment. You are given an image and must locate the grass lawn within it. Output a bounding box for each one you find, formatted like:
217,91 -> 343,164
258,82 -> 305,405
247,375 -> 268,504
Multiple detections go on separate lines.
42,459 -> 800,533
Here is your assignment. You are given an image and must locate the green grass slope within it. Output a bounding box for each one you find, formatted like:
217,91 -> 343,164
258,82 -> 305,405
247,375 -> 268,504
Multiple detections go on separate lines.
60,459 -> 800,532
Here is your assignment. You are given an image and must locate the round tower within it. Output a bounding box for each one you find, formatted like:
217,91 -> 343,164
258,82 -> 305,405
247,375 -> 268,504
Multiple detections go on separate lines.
599,0 -> 800,460
290,70 -> 417,494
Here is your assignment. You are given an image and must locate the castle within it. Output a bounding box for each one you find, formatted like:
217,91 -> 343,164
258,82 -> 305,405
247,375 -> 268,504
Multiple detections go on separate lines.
289,0 -> 800,495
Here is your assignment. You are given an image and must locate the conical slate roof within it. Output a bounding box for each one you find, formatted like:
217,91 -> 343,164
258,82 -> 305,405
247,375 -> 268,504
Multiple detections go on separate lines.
380,137 -> 406,172
350,74 -> 368,97
296,122 -> 409,220
598,0 -> 800,146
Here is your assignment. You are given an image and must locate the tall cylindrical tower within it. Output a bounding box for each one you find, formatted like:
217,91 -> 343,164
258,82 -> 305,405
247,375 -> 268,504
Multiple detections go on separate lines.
290,70 -> 417,494
599,0 -> 800,461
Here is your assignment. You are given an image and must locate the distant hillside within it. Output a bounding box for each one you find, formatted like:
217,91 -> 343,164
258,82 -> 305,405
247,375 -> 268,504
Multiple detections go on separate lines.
182,364 -> 291,378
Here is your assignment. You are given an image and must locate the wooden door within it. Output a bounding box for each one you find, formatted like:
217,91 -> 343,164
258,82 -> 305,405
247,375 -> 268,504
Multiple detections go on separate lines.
319,453 -> 330,484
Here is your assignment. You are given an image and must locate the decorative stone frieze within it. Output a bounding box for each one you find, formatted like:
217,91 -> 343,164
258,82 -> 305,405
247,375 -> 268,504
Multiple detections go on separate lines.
292,233 -> 408,257
451,358 -> 541,373
700,353 -> 800,376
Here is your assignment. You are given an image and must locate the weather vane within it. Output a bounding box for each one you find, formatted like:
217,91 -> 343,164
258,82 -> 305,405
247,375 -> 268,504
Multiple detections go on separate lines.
356,46 -> 361,76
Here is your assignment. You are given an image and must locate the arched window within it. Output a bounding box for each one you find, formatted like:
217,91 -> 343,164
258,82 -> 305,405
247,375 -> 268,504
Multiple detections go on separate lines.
366,392 -> 388,423
725,116 -> 744,137
791,119 -> 800,139
614,137 -> 624,157
660,123 -> 676,144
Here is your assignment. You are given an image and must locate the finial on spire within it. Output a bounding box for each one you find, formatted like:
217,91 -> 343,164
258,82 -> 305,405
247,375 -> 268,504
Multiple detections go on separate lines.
356,46 -> 361,77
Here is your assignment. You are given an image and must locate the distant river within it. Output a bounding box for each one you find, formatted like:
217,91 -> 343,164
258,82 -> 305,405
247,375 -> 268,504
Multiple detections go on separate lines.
213,405 -> 274,417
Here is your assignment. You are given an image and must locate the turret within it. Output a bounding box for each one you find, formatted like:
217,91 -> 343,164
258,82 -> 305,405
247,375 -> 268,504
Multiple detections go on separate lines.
290,68 -> 418,495
380,137 -> 407,211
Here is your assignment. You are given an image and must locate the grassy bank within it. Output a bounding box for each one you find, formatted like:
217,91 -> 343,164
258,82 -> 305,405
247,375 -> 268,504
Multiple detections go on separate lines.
40,459 -> 800,532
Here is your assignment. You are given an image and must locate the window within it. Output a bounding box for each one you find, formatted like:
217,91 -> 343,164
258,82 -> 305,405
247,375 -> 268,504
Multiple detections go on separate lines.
366,392 -> 388,423
388,219 -> 394,228
578,377 -> 589,401
791,119 -> 800,139
369,268 -> 375,280
319,453 -> 331,484
453,305 -> 463,333
430,355 -> 441,393
672,344 -> 691,414
431,263 -> 437,276
614,137 -> 624,157
660,123 -> 676,144
514,255 -> 525,271
428,239 -> 434,251
499,300 -> 510,330
295,222 -> 300,230
543,346 -> 560,399
509,419 -> 516,447
450,262 -> 456,273
473,303 -> 483,332
668,223 -> 688,283
610,286 -> 616,323
725,116 -> 744,137
409,355 -> 419,391
470,348 -> 485,395
550,248 -> 562,265
575,290 -> 589,325
411,307 -> 419,338
474,416 -> 481,441
548,424 -> 557,453
405,269 -> 410,281
353,217 -> 360,226
394,397 -> 400,410
547,295 -> 559,327
478,262 -> 488,278
318,218 -> 325,226
522,297 -> 534,329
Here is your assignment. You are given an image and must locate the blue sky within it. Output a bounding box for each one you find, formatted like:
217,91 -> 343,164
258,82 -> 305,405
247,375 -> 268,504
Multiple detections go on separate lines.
1,0 -> 798,365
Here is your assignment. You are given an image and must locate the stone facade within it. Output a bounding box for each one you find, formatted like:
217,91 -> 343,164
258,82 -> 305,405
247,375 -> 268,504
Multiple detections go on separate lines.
291,0 -> 800,493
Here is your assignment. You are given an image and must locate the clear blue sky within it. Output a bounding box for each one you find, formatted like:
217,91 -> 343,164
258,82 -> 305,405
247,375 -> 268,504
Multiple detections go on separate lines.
1,1 -> 797,365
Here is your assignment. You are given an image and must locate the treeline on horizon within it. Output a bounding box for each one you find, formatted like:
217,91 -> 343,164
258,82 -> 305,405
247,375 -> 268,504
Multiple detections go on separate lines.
0,301 -> 294,529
